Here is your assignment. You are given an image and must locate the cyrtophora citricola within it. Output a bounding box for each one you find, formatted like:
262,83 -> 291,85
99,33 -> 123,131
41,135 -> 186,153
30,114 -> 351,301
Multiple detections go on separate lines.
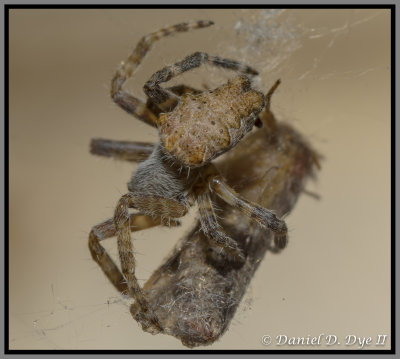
89,19 -> 319,348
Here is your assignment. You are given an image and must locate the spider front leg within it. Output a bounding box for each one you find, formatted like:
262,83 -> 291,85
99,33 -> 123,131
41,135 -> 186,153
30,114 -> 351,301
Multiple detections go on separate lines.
209,176 -> 288,249
144,52 -> 259,104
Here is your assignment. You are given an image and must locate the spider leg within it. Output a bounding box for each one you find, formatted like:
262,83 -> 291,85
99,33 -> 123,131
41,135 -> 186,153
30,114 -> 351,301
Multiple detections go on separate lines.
90,138 -> 155,162
146,84 -> 203,115
89,209 -> 181,333
254,79 -> 281,129
114,194 -> 161,333
89,214 -> 177,294
144,52 -> 259,104
265,79 -> 281,111
167,84 -> 203,96
197,192 -> 245,260
209,176 -> 288,249
110,90 -> 159,127
89,218 -> 126,294
113,192 -> 188,334
111,20 -> 214,126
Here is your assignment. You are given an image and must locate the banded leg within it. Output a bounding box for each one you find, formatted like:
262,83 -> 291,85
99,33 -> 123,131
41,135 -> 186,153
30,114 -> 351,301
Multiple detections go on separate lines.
90,138 -> 155,162
144,51 -> 259,104
114,194 -> 160,333
89,210 -> 181,333
113,192 -> 188,333
111,20 -> 214,126
209,176 -> 288,249
197,192 -> 245,260
89,214 -> 173,295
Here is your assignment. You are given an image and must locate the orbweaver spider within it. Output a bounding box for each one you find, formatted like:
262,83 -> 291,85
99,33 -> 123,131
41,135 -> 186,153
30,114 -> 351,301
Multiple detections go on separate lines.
89,20 -> 287,334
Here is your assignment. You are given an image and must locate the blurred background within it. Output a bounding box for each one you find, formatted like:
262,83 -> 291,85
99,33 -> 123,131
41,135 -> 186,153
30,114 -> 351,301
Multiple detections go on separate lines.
9,9 -> 390,350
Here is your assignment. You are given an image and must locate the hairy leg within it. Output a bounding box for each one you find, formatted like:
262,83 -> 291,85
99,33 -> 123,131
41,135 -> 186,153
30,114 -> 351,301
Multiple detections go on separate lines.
89,214 -> 174,294
111,20 -> 214,126
209,176 -> 288,249
144,51 -> 259,104
89,206 -> 181,333
197,192 -> 245,260
113,194 -> 161,333
112,192 -> 187,333
90,138 -> 155,162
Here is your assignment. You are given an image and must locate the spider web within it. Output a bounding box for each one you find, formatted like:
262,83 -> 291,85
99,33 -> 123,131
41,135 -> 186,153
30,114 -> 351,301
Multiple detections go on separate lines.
223,9 -> 385,82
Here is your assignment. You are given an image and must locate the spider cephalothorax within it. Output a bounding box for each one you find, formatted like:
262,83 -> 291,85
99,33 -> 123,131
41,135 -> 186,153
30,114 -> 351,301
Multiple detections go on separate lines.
89,20 -> 287,334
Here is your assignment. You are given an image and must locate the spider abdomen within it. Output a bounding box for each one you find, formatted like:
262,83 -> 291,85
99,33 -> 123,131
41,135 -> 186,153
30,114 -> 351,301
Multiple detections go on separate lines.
157,77 -> 265,167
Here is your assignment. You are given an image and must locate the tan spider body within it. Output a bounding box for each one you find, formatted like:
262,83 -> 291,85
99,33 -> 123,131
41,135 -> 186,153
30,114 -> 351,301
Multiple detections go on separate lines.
89,20 -> 287,334
158,76 -> 265,166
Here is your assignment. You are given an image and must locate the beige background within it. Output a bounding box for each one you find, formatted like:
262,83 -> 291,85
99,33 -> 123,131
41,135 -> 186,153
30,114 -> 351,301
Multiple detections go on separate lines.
9,9 -> 390,350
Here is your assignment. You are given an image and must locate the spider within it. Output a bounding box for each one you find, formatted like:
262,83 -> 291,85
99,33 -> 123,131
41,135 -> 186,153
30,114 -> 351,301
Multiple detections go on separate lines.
89,20 -> 288,335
